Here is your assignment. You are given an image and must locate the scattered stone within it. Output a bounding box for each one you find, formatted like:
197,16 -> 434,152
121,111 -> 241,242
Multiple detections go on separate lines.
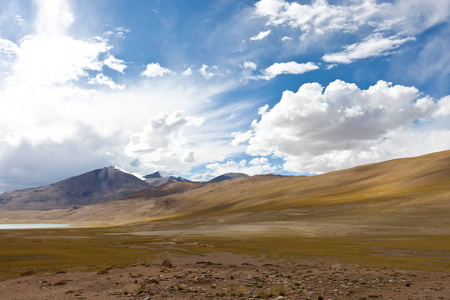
196,261 -> 214,265
53,280 -> 69,286
20,271 -> 35,277
161,258 -> 174,268
96,270 -> 108,275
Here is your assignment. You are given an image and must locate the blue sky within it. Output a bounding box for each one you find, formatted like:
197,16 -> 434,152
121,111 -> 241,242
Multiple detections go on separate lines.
0,0 -> 449,191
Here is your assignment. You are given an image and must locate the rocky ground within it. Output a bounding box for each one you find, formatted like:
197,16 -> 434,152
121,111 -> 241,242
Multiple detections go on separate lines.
0,258 -> 448,300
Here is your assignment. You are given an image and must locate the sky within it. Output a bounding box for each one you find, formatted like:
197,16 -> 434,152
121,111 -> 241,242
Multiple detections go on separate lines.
0,0 -> 449,192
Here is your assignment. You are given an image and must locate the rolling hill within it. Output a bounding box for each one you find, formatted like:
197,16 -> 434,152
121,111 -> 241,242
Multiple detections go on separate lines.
3,150 -> 447,234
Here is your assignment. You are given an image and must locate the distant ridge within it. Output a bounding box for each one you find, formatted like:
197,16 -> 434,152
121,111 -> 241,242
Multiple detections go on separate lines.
207,172 -> 249,183
0,166 -> 149,210
144,172 -> 191,188
144,172 -> 163,179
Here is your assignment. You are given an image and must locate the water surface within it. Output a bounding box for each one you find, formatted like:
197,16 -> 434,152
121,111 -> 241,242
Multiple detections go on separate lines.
0,224 -> 71,230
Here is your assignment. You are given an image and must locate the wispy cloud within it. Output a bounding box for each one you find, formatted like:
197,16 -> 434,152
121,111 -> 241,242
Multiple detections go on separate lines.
322,34 -> 415,64
250,29 -> 271,41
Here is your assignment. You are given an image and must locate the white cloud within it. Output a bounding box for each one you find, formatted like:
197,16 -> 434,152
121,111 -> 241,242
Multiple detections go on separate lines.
250,29 -> 271,41
103,54 -> 127,73
253,0 -> 450,63
434,95 -> 450,117
254,0 -> 381,35
322,33 -> 415,64
243,61 -> 257,70
230,130 -> 252,146
182,151 -> 196,163
6,34 -> 109,87
281,36 -> 292,41
124,111 -> 204,168
190,158 -> 277,181
88,73 -> 125,90
34,0 -> 74,35
258,104 -> 269,115
141,62 -> 172,77
0,38 -> 18,57
243,80 -> 449,173
249,157 -> 268,165
254,0 -> 449,37
0,127 -> 120,192
14,14 -> 26,27
199,64 -> 217,78
181,67 -> 193,76
259,61 -> 319,80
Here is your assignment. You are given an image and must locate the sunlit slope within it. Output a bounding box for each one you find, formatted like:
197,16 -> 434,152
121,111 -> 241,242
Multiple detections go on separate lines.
12,150 -> 448,230
116,150 -> 450,227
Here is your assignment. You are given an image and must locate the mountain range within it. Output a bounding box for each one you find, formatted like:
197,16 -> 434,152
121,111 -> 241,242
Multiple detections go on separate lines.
1,150 -> 448,230
0,168 -> 248,210
144,171 -> 192,188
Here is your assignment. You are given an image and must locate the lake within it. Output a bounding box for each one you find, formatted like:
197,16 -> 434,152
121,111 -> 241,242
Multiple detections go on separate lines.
0,224 -> 71,230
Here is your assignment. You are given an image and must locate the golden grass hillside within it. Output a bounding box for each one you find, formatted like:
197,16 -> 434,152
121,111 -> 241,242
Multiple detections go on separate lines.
2,150 -> 448,235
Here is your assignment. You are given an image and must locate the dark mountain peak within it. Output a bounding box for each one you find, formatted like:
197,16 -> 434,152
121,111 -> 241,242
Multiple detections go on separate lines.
0,166 -> 149,210
208,173 -> 249,183
144,173 -> 191,188
144,172 -> 162,179
168,176 -> 191,182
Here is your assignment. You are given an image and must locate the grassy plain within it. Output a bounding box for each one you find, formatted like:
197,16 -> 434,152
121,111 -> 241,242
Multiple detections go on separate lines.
0,225 -> 449,280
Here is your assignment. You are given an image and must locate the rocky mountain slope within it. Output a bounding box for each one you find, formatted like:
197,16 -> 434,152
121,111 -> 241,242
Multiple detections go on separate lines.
144,172 -> 191,188
207,172 -> 249,183
0,166 -> 150,210
0,167 -> 249,210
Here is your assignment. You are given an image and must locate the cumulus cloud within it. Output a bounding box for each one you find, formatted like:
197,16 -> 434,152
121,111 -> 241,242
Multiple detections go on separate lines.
243,61 -> 257,70
198,64 -> 217,78
250,29 -> 271,41
0,38 -> 18,57
259,61 -> 318,80
189,158 -> 277,182
0,125 -> 124,192
230,130 -> 252,146
141,62 -> 172,77
434,95 -> 450,117
103,54 -> 127,73
249,157 -> 268,165
124,111 -> 204,168
243,80 -> 449,173
34,0 -> 74,35
322,33 -> 415,64
258,104 -> 269,115
88,73 -> 125,90
181,67 -> 193,76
